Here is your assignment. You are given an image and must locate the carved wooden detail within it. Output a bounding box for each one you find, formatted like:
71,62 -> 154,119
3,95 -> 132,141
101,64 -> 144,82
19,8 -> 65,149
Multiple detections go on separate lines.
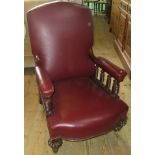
48,138 -> 63,153
105,74 -> 111,91
113,118 -> 127,131
100,70 -> 105,84
43,97 -> 53,116
39,94 -> 53,116
93,65 -> 121,98
95,64 -> 98,79
112,79 -> 120,98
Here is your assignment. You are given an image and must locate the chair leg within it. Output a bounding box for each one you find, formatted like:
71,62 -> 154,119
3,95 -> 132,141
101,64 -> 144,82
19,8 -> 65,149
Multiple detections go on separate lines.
48,138 -> 63,153
113,118 -> 127,132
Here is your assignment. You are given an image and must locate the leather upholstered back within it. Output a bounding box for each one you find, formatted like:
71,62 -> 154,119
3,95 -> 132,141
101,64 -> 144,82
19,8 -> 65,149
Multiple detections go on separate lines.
27,2 -> 95,81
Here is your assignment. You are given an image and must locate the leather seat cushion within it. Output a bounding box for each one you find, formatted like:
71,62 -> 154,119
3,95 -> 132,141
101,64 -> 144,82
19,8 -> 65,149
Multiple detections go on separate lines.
47,77 -> 128,140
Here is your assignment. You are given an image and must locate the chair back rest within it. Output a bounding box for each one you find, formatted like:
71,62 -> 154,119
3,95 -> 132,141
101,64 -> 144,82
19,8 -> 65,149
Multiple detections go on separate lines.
27,2 -> 95,81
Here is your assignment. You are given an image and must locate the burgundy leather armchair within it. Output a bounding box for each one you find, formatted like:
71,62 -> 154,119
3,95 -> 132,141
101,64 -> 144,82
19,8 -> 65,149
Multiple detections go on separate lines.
27,2 -> 128,153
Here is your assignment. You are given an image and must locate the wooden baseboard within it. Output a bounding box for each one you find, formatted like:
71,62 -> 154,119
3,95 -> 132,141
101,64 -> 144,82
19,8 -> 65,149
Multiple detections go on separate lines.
114,40 -> 131,79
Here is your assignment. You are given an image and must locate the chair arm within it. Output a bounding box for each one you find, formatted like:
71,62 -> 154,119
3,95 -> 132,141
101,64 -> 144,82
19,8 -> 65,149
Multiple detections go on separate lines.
35,66 -> 54,98
93,56 -> 127,81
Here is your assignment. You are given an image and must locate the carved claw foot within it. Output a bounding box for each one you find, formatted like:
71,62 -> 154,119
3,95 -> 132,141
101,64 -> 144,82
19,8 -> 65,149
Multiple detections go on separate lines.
114,118 -> 127,132
48,138 -> 63,153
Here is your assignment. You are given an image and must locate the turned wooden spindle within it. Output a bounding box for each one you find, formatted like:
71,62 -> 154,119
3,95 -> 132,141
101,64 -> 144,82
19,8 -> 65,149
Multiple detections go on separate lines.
95,65 -> 98,79
100,70 -> 105,84
106,75 -> 111,91
112,79 -> 120,97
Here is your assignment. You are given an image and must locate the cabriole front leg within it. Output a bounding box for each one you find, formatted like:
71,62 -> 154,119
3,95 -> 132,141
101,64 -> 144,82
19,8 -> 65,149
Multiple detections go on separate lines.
113,118 -> 127,132
48,138 -> 63,153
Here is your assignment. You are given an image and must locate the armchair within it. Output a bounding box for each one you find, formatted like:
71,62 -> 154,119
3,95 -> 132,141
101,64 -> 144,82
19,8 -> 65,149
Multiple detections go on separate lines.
27,2 -> 128,153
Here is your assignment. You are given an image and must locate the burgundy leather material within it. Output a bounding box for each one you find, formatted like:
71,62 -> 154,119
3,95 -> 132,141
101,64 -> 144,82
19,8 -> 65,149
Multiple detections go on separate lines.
93,56 -> 127,81
27,2 -> 129,141
27,2 -> 95,81
47,77 -> 128,140
35,66 -> 54,97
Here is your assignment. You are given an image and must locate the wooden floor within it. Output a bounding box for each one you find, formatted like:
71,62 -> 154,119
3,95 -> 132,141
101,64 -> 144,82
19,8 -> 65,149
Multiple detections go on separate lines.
24,16 -> 131,155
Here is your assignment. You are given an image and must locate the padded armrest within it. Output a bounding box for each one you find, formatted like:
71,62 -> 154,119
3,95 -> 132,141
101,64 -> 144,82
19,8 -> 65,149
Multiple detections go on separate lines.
35,66 -> 54,98
93,56 -> 127,81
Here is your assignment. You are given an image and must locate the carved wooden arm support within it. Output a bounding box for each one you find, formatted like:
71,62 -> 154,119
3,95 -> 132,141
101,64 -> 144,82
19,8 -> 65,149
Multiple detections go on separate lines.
40,96 -> 54,116
93,56 -> 127,81
92,56 -> 127,98
35,66 -> 54,116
